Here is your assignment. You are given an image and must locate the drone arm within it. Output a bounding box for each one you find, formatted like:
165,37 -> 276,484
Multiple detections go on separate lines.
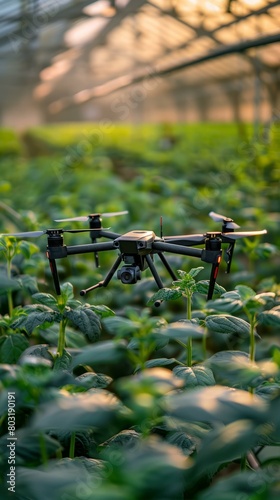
99,229 -> 121,240
152,241 -> 202,258
66,241 -> 116,256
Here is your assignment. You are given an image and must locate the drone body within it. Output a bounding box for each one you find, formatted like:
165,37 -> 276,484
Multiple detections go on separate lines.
3,211 -> 267,306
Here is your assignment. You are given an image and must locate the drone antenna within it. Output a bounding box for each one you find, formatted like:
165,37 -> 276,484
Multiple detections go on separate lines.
160,216 -> 163,239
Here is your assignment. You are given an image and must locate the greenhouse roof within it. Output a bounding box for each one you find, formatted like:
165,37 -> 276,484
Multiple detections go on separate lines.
1,0 -> 280,125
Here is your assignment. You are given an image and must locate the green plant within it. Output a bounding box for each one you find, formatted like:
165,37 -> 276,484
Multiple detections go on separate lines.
0,236 -> 39,315
148,267 -> 225,366
9,282 -> 114,357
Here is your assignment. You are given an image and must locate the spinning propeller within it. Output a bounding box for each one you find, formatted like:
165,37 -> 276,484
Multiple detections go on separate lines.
54,211 -> 128,223
164,211 -> 267,297
209,211 -> 240,230
54,211 -> 128,267
3,228 -> 93,238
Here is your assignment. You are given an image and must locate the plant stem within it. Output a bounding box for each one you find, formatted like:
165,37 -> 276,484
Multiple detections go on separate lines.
69,432 -> 76,459
6,255 -> 13,317
57,318 -> 67,357
187,337 -> 192,367
39,433 -> 48,465
202,334 -> 207,360
249,313 -> 257,363
240,454 -> 247,471
186,294 -> 192,366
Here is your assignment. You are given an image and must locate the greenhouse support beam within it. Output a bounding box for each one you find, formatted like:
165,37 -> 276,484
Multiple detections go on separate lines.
49,32 -> 280,112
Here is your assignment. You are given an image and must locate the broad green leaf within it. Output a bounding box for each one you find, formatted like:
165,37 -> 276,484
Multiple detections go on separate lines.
53,349 -> 72,371
19,356 -> 53,369
166,385 -> 267,425
160,320 -> 206,341
196,280 -> 226,297
60,282 -> 74,305
89,304 -> 115,318
167,431 -> 196,456
11,310 -> 59,335
235,284 -> 256,301
147,287 -> 182,305
32,292 -> 59,311
71,340 -> 127,370
64,306 -> 101,341
206,298 -> 243,314
266,393 -> 280,440
18,274 -> 39,295
127,332 -> 169,352
206,290 -> 243,314
0,334 -> 29,363
102,429 -> 140,448
117,367 -> 184,396
258,309 -> 280,326
188,266 -> 205,278
193,420 -> 262,478
16,457 -> 105,500
206,314 -> 250,337
102,316 -> 140,336
173,365 -> 216,388
197,469 -> 277,500
0,363 -> 20,382
18,240 -> 39,258
207,351 -> 261,388
38,324 -> 87,348
255,292 -> 276,305
0,430 -> 61,466
207,351 -> 278,389
103,436 -> 188,499
256,384 -> 280,399
18,344 -> 54,364
76,372 -> 112,390
144,357 -> 179,368
0,274 -> 21,294
31,391 -> 121,432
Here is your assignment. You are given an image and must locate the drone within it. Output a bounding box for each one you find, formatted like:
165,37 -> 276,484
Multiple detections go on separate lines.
3,210 -> 267,306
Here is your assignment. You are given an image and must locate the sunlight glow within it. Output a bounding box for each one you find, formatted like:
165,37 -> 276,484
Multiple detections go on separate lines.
33,83 -> 53,100
83,1 -> 116,17
64,18 -> 109,47
40,59 -> 72,81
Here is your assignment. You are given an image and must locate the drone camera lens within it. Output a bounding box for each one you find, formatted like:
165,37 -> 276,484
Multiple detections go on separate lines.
117,266 -> 141,284
122,271 -> 133,283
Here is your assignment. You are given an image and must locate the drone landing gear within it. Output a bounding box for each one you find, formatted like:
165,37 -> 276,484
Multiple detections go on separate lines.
79,251 -> 177,306
80,255 -> 122,296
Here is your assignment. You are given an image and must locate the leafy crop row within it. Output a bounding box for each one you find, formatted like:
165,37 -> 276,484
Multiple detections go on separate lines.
0,123 -> 279,499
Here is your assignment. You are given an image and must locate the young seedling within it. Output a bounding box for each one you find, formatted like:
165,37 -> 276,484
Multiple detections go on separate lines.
0,235 -> 39,315
148,267 -> 210,366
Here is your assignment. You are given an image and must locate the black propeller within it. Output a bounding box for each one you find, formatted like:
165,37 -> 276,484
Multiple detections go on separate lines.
209,211 -> 240,230
2,228 -> 92,238
164,229 -> 267,245
54,211 -> 128,268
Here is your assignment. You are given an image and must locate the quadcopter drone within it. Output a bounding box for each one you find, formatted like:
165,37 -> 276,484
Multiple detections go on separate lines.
3,210 -> 267,306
